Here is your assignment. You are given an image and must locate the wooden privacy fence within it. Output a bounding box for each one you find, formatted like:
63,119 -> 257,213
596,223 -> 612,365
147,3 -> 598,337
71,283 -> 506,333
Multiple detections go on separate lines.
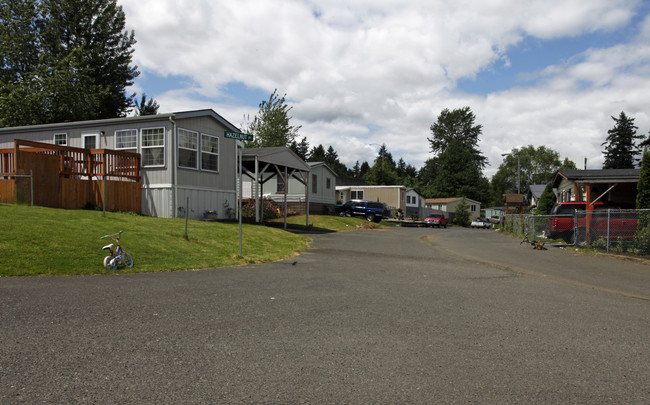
0,139 -> 141,212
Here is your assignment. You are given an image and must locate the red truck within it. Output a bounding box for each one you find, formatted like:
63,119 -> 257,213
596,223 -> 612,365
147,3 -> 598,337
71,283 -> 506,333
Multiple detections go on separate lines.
547,202 -> 637,243
424,213 -> 448,228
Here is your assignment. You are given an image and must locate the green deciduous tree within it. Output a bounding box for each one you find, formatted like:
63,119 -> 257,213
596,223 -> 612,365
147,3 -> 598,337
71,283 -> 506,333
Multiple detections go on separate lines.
602,112 -> 642,169
491,145 -> 576,205
244,89 -> 301,148
0,0 -> 139,127
637,148 -> 650,210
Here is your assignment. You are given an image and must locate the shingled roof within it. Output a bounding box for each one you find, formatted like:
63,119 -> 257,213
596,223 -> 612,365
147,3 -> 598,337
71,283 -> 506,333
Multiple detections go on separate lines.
552,169 -> 640,187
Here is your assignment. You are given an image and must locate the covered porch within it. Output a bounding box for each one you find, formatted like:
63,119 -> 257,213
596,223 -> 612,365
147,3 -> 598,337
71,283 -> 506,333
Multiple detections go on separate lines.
241,147 -> 311,229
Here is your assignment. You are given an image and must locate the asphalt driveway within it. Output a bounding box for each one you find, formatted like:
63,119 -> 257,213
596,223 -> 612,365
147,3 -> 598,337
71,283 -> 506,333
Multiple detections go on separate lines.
1,226 -> 648,403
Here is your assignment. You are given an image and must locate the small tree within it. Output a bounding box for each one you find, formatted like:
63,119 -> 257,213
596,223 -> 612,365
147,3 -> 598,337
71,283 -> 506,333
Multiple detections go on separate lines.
244,89 -> 301,148
454,198 -> 470,227
134,93 -> 160,116
602,112 -> 642,169
535,183 -> 556,215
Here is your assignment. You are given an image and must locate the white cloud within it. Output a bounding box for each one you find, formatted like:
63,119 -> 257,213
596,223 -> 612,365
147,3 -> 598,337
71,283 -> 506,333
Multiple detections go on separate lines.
119,0 -> 649,178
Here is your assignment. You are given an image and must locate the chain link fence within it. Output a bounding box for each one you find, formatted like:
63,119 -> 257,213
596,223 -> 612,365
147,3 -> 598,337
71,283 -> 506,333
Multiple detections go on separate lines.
503,209 -> 650,255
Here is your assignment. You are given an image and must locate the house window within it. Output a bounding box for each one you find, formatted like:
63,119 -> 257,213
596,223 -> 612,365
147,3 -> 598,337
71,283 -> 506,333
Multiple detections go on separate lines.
312,174 -> 317,194
141,127 -> 165,167
326,178 -> 331,189
471,204 -> 477,212
53,133 -> 67,146
277,175 -> 286,193
201,133 -> 219,172
115,129 -> 137,153
351,190 -> 364,200
178,128 -> 198,169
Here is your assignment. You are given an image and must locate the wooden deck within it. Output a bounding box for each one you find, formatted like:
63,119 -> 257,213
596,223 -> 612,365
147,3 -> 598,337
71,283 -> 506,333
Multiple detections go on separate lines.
0,139 -> 141,212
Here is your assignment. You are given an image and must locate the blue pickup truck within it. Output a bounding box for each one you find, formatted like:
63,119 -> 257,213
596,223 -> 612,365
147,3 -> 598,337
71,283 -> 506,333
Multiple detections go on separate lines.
335,200 -> 390,223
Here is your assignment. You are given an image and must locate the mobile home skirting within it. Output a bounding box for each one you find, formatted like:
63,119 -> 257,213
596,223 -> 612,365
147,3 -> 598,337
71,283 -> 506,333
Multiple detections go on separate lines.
141,184 -> 236,219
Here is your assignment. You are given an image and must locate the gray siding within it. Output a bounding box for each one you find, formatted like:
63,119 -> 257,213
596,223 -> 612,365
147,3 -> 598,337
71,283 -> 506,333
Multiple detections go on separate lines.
0,111 -> 240,219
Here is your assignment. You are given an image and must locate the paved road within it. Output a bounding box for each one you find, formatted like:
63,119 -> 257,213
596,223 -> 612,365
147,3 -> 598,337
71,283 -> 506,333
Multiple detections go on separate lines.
1,226 -> 648,404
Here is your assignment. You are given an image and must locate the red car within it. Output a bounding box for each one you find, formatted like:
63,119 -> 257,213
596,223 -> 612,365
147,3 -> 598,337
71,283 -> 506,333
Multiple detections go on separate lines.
424,213 -> 448,228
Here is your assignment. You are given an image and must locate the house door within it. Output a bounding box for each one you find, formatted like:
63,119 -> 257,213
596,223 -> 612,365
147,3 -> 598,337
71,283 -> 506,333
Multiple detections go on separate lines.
83,133 -> 99,150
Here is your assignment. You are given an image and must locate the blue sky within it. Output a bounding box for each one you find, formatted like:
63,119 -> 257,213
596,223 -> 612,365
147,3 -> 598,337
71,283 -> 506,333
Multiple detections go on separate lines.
121,0 -> 650,177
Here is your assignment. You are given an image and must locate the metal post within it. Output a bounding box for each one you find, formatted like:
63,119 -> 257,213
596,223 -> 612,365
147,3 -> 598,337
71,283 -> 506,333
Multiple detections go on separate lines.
239,145 -> 243,256
606,209 -> 611,253
184,196 -> 189,240
517,154 -> 520,194
103,175 -> 106,217
29,170 -> 33,206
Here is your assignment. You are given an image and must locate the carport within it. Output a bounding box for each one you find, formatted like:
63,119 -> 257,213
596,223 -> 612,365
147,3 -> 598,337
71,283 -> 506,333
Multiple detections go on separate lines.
552,169 -> 640,243
241,147 -> 311,229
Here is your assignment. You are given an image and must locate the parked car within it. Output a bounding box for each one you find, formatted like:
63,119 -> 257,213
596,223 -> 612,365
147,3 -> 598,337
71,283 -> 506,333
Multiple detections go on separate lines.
424,213 -> 448,228
335,200 -> 389,222
470,218 -> 491,229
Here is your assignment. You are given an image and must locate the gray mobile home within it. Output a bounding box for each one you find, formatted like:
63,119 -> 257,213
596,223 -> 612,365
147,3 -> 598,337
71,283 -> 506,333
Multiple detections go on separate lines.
0,109 -> 241,219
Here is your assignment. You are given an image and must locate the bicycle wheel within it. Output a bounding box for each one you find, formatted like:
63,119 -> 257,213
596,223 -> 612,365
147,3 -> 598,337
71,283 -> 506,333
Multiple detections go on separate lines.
122,252 -> 134,268
104,256 -> 117,271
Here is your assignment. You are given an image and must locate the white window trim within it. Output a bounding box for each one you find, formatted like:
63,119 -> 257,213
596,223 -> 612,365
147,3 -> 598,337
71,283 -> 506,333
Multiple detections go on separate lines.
53,133 -> 68,146
140,127 -> 166,168
177,128 -> 199,170
82,132 -> 99,149
114,129 -> 138,152
200,133 -> 219,173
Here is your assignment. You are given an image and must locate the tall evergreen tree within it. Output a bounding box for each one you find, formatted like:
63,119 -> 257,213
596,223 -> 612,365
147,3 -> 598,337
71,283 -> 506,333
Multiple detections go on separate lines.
134,93 -> 159,116
602,112 -> 642,169
425,107 -> 488,201
351,161 -> 361,178
307,144 -> 326,162
359,161 -> 370,178
323,145 -> 349,176
364,144 -> 398,185
428,106 -> 487,169
289,136 -> 310,160
0,0 -> 139,126
535,183 -> 557,215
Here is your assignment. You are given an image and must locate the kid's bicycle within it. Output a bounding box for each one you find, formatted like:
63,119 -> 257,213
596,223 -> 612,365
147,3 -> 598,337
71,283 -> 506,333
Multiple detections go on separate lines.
100,231 -> 134,271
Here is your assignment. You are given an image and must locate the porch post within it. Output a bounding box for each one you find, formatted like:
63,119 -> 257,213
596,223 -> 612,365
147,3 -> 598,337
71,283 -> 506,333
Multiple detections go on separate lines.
284,165 -> 288,230
255,155 -> 259,223
586,183 -> 592,244
306,171 -> 310,228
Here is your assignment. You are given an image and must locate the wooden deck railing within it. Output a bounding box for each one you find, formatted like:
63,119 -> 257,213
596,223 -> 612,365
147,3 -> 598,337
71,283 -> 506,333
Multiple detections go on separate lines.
0,139 -> 140,180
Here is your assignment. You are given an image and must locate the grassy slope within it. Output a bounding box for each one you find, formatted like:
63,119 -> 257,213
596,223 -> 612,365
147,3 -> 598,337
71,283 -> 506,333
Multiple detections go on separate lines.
0,204 -> 311,276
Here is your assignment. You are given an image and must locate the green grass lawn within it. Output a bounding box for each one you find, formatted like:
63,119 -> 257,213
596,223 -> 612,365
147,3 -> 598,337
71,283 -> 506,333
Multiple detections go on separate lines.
0,204 -> 312,276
